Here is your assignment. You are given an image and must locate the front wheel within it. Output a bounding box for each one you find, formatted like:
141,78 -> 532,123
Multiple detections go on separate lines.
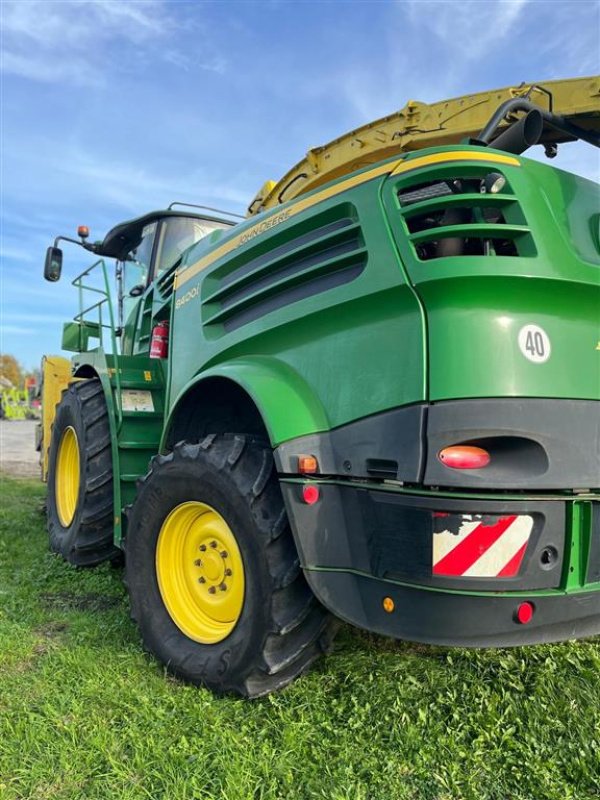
46,378 -> 117,566
125,435 -> 337,698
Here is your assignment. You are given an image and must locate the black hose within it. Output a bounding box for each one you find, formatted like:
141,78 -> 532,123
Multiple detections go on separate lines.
478,97 -> 600,150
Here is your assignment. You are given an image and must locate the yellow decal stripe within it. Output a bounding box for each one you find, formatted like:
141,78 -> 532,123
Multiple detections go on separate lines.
174,161 -> 392,290
390,150 -> 520,175
175,150 -> 520,290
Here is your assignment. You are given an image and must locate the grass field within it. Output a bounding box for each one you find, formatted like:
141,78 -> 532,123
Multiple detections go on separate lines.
1,476 -> 599,800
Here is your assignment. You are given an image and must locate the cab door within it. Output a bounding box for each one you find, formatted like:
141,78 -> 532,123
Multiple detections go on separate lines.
121,221 -> 159,356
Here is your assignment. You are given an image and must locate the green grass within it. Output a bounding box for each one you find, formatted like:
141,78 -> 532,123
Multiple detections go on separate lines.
1,476 -> 599,800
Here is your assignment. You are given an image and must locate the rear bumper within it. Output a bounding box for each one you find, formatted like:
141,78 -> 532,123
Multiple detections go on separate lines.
280,480 -> 600,646
305,569 -> 600,647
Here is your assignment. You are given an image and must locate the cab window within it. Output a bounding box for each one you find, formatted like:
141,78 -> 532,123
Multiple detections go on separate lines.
154,217 -> 230,278
123,221 -> 157,317
126,221 -> 157,289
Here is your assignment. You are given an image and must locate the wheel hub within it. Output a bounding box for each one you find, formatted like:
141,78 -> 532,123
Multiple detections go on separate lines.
55,426 -> 80,527
155,501 -> 245,644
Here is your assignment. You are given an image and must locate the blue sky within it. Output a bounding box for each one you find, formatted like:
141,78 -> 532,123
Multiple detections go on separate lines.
1,0 -> 599,370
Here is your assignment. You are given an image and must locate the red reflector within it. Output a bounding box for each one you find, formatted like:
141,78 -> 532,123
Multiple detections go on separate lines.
516,601 -> 534,624
302,485 -> 320,505
438,445 -> 491,470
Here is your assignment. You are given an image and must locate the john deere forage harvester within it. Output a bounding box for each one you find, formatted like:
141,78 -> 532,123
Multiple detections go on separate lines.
41,77 -> 600,697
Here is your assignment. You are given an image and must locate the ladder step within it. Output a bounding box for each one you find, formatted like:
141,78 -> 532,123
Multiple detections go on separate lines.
118,380 -> 162,390
118,441 -> 160,450
121,410 -> 163,419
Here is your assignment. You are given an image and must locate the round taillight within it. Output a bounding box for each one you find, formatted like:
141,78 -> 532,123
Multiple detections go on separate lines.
302,485 -> 320,505
438,445 -> 491,470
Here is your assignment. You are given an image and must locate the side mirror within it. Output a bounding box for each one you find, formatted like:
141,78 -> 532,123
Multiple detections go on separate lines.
44,247 -> 63,282
129,284 -> 144,297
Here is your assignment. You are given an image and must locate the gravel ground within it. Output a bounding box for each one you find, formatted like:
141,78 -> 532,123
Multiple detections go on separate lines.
0,420 -> 40,478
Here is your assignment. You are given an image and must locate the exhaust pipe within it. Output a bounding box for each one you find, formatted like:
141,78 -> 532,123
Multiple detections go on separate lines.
489,108 -> 544,155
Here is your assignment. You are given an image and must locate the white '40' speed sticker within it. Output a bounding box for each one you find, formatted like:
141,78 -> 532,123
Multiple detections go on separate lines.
518,324 -> 551,363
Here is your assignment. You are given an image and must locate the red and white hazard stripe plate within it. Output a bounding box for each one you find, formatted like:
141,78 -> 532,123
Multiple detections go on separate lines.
432,513 -> 533,578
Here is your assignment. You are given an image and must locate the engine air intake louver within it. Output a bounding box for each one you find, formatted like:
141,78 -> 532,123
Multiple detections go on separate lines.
397,171 -> 536,261
202,205 -> 366,332
156,266 -> 177,299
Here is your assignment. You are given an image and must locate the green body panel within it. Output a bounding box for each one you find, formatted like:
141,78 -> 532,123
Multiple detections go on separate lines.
168,166 -> 425,444
168,146 -> 599,448
165,356 -> 330,447
382,151 -> 600,402
62,321 -> 101,352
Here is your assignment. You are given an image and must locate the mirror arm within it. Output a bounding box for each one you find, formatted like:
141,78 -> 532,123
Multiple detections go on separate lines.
53,235 -> 101,254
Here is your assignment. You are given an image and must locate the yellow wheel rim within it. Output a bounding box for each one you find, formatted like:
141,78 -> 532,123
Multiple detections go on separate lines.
55,426 -> 80,527
156,501 -> 245,644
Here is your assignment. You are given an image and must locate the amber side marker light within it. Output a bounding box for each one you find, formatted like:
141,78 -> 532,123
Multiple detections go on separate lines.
438,445 -> 491,470
383,597 -> 395,613
298,455 -> 319,474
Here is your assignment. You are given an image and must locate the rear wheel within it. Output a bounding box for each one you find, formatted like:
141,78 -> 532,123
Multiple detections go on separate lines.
46,379 -> 117,566
125,434 -> 337,698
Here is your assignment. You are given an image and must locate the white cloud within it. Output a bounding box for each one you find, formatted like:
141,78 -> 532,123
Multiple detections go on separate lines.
1,50 -> 103,88
2,312 -> 69,324
0,325 -> 37,336
404,0 -> 528,58
49,147 -> 251,213
0,0 -> 225,86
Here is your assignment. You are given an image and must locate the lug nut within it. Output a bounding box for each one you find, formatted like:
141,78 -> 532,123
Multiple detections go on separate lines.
199,544 -> 207,552
208,586 -> 216,594
198,577 -> 206,584
225,568 -> 232,576
220,550 -> 228,558
219,582 -> 227,592
194,559 -> 203,567
210,541 -> 217,548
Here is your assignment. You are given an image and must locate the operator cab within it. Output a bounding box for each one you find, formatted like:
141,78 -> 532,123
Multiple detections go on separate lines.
43,203 -> 238,357
102,209 -> 234,299
105,209 -> 235,354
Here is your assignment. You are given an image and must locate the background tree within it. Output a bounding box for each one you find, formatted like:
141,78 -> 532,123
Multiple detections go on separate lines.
0,354 -> 24,388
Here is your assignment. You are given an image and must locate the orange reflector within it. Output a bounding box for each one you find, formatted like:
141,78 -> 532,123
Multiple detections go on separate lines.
302,485 -> 320,505
383,597 -> 395,613
438,445 -> 491,470
516,601 -> 534,624
298,454 -> 319,474
77,225 -> 90,238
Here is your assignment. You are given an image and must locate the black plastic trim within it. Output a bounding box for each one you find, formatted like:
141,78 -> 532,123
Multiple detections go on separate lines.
274,404 -> 427,482
305,569 -> 600,647
281,482 -> 565,593
587,503 -> 600,584
425,398 -> 600,490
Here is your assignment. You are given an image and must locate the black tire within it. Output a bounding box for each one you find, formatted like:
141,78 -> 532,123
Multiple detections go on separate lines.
46,378 -> 118,566
125,434 -> 338,698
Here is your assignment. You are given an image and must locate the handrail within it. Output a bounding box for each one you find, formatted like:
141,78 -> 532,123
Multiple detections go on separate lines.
71,258 -> 122,428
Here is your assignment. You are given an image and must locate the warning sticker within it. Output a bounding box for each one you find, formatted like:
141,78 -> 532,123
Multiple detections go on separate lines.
121,390 -> 154,412
433,513 -> 533,578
